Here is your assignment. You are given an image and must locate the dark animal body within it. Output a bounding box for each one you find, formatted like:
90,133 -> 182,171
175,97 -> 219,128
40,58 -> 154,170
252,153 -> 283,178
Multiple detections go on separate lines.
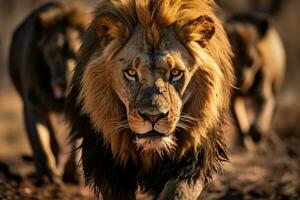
66,0 -> 234,199
9,2 -> 88,182
227,14 -> 285,147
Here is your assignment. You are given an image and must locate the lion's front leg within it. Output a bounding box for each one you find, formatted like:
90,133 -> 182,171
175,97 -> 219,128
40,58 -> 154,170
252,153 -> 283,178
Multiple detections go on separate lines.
157,178 -> 204,200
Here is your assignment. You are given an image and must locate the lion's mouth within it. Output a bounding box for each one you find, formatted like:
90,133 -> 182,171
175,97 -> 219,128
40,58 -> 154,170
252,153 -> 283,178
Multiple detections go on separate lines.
134,130 -> 176,154
135,130 -> 168,139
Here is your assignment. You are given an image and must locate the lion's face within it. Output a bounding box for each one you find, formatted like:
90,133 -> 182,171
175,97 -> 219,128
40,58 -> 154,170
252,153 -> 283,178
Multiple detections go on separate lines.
110,28 -> 196,151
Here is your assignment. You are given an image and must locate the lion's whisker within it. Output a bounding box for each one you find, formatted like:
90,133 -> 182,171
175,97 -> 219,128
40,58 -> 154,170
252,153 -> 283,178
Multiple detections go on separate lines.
176,121 -> 193,132
180,113 -> 199,122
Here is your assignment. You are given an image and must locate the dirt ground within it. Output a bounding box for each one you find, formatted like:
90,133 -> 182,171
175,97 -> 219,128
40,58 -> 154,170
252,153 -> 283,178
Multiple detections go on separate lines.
0,0 -> 300,200
199,94 -> 300,200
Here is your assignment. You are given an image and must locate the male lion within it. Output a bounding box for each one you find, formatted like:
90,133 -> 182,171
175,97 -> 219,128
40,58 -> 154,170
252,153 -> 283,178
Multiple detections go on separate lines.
227,14 -> 285,147
9,2 -> 88,183
66,0 -> 234,199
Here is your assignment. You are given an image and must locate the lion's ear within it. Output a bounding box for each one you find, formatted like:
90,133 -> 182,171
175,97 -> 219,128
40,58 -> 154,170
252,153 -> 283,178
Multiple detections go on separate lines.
180,15 -> 215,48
94,16 -> 125,48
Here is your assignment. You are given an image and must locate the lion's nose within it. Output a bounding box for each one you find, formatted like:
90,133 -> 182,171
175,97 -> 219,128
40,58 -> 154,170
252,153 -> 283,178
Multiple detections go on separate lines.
138,111 -> 169,123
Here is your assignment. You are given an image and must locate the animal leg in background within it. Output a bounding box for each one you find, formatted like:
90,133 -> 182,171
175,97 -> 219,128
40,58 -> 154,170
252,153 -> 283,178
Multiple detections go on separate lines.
23,101 -> 59,182
45,114 -> 60,166
250,79 -> 275,143
233,96 -> 251,146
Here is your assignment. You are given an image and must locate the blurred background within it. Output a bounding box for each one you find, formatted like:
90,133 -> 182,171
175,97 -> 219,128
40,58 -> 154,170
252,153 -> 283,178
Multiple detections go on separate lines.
0,0 -> 299,199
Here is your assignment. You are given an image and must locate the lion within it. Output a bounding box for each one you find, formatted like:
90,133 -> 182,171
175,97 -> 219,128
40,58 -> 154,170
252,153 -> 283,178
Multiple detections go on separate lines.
9,2 -> 89,183
66,0 -> 234,199
227,14 -> 285,147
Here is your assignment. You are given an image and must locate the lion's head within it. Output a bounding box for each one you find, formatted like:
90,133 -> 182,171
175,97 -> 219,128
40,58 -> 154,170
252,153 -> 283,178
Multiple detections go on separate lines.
36,3 -> 89,99
68,0 -> 233,166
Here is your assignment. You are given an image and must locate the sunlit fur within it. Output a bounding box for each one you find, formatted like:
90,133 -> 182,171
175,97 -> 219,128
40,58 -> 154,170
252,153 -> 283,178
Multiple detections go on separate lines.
67,0 -> 234,195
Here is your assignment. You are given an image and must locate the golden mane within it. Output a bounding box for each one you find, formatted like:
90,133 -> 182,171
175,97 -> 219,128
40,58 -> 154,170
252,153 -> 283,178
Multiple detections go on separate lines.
71,0 -> 233,167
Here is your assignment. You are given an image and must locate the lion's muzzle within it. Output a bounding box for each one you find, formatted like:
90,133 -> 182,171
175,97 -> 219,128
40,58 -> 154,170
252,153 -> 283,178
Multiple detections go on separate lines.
130,102 -> 178,154
126,83 -> 177,137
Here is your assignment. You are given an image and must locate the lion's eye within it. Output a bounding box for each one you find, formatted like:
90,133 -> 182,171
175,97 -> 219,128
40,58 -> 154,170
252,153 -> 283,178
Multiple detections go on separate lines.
124,69 -> 137,81
170,69 -> 183,81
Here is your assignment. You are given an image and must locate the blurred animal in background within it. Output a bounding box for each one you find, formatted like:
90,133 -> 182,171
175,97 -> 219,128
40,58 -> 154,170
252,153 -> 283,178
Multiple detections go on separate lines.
227,14 -> 285,148
9,2 -> 89,183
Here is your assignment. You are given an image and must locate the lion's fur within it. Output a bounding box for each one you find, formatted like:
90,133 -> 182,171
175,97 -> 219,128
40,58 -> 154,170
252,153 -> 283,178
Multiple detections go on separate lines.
66,0 -> 233,198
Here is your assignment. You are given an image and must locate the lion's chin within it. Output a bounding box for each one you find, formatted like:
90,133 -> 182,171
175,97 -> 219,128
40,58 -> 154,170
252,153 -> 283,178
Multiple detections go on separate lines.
134,133 -> 176,157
